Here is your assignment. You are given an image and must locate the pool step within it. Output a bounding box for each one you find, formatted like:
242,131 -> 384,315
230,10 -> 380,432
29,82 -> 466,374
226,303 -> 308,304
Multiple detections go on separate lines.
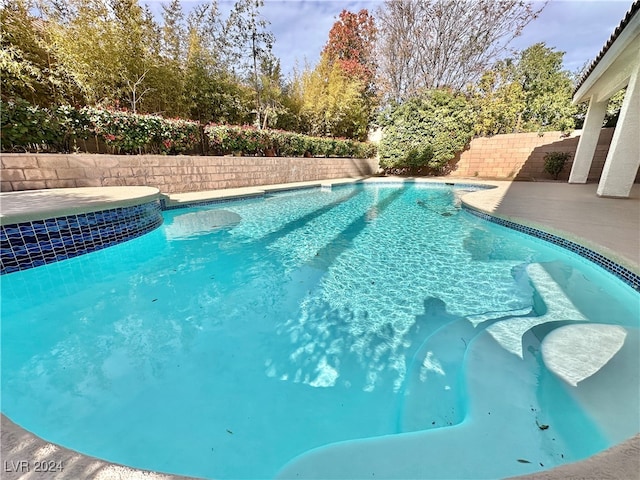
485,263 -> 587,358
275,327 -> 586,479
398,317 -> 473,432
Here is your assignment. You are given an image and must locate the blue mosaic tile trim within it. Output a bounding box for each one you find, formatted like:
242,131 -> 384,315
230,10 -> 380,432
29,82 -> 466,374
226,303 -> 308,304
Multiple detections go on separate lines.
1,200 -> 163,275
264,186 -> 322,195
462,204 -> 640,291
160,193 -> 264,211
331,180 -> 495,191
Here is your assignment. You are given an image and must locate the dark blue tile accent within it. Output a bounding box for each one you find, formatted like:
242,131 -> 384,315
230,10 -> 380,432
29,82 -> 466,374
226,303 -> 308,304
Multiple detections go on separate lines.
1,200 -> 163,275
26,243 -> 42,255
1,255 -> 15,265
12,245 -> 27,256
5,227 -> 22,239
32,222 -> 47,234
462,204 -> 640,291
45,219 -> 59,230
161,192 -> 265,211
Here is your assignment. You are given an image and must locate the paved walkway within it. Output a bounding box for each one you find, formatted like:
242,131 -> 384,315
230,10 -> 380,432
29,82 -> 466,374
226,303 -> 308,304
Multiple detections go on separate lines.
1,177 -> 639,479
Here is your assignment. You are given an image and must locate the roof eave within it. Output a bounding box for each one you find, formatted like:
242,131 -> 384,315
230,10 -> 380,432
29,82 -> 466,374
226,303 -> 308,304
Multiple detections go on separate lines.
573,0 -> 640,103
573,9 -> 640,105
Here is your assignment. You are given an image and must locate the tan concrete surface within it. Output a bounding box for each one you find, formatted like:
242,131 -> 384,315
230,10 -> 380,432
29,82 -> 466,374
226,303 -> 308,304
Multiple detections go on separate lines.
508,434 -> 640,480
0,186 -> 160,226
1,177 -> 639,479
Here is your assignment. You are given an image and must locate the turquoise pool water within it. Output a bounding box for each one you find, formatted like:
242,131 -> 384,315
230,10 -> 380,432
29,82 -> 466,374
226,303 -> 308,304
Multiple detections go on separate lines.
2,183 -> 639,479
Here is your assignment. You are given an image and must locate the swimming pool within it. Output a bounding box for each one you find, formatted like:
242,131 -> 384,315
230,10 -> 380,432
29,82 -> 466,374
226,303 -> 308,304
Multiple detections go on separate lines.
2,182 -> 638,479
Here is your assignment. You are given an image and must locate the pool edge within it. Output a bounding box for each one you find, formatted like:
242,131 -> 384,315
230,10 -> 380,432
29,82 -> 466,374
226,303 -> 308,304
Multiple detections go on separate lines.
1,178 -> 638,479
0,414 -> 203,480
461,202 -> 640,290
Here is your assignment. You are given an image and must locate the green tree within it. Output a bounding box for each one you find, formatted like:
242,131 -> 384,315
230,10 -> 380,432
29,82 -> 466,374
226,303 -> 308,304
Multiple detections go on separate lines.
161,0 -> 185,63
109,0 -> 160,113
274,70 -> 306,132
44,0 -> 139,108
295,9 -> 377,140
222,0 -> 275,127
604,88 -> 626,127
1,0 -> 83,106
2,0 -> 288,127
146,0 -> 186,117
377,89 -> 476,173
300,57 -> 370,140
518,43 -> 576,131
472,60 -> 525,135
472,43 -> 576,134
257,55 -> 287,129
182,16 -> 252,124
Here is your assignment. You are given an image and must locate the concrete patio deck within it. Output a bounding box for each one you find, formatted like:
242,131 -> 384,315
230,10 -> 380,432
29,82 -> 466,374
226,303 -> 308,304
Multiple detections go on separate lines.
1,177 -> 638,479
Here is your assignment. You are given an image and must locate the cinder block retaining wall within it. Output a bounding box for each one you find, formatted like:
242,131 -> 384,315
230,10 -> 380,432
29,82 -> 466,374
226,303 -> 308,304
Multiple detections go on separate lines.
3,128 -> 637,193
0,155 -> 379,193
450,128 -> 625,181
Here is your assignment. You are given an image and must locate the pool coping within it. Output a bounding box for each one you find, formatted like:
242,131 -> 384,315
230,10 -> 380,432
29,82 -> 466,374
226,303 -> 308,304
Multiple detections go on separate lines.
0,186 -> 161,226
456,180 -> 639,276
1,177 -> 639,479
0,187 -> 164,275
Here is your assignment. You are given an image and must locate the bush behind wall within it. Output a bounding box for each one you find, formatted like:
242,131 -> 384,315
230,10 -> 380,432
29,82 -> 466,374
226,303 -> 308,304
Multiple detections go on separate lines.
0,100 -> 376,159
377,89 -> 476,174
204,125 -> 377,158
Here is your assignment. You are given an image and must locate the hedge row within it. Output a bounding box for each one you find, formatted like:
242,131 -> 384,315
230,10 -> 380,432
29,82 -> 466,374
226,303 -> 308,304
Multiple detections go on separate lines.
0,100 -> 377,158
204,124 -> 376,159
1,100 -> 200,154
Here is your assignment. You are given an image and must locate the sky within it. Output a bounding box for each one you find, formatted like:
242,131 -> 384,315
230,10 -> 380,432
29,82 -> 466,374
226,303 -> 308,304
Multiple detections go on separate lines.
144,0 -> 634,77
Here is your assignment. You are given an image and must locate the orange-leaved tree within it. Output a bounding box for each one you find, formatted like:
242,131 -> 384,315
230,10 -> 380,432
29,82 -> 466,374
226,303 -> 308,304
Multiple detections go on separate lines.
322,9 -> 377,92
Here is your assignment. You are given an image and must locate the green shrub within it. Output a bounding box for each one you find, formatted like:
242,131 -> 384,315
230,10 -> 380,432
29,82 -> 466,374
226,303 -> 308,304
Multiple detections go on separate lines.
353,142 -> 377,159
0,100 -> 201,154
1,99 -> 61,152
203,125 -> 376,158
377,89 -> 476,174
55,104 -> 92,151
1,99 -> 375,158
153,117 -> 200,154
82,108 -> 200,154
333,139 -> 354,158
273,130 -> 307,156
543,151 -> 571,179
